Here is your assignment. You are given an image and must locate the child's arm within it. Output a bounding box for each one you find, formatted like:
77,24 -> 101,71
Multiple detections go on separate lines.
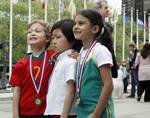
61,80 -> 75,118
13,86 -> 21,118
88,64 -> 113,118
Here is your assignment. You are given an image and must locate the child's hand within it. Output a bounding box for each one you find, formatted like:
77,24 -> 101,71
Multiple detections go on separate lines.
13,115 -> 20,118
68,50 -> 79,59
60,115 -> 67,118
87,112 -> 99,118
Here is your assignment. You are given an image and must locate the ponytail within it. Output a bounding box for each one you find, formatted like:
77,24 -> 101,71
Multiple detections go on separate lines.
97,26 -> 114,54
97,26 -> 118,78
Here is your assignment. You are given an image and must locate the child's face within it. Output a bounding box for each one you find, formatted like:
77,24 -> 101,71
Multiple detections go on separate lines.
52,28 -> 72,54
27,23 -> 49,50
73,14 -> 96,41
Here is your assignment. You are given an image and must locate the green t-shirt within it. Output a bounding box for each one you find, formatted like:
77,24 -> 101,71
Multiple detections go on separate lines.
76,43 -> 115,118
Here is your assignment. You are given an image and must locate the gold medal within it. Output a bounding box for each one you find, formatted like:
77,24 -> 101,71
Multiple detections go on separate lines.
76,97 -> 80,105
76,93 -> 80,105
34,97 -> 42,106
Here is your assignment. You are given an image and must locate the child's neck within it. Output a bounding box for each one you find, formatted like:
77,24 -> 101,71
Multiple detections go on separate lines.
82,39 -> 95,50
32,48 -> 45,57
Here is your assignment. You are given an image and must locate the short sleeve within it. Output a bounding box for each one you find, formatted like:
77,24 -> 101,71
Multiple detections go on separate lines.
9,61 -> 23,87
64,58 -> 76,82
93,44 -> 113,67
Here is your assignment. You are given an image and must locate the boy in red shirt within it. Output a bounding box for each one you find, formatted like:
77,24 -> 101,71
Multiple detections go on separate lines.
9,20 -> 55,118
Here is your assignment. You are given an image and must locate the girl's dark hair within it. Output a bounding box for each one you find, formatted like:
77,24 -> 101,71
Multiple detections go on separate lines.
78,9 -> 118,77
141,43 -> 150,59
78,9 -> 113,52
51,19 -> 82,52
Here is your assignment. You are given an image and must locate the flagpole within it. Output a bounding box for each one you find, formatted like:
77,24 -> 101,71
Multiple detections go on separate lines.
122,4 -> 125,61
136,9 -> 139,49
27,0 -> 31,53
9,0 -> 13,80
58,0 -> 61,20
149,13 -> 150,43
143,11 -> 146,44
50,0 -> 53,10
84,0 -> 87,9
113,10 -> 117,55
44,0 -> 48,22
71,0 -> 74,19
130,7 -> 133,43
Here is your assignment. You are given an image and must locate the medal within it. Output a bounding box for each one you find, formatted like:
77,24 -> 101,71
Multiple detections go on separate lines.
76,41 -> 97,93
30,51 -> 47,106
76,93 -> 80,105
34,97 -> 42,106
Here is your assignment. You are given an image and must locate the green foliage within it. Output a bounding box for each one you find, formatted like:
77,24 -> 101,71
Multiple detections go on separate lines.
0,0 -> 146,65
112,15 -> 145,63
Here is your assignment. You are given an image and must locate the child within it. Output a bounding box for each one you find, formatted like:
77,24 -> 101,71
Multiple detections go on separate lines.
73,9 -> 115,118
9,20 -> 55,118
44,19 -> 82,118
112,65 -> 124,99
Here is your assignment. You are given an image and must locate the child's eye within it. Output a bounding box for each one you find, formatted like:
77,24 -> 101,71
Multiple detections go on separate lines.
78,21 -> 84,25
56,36 -> 61,39
27,30 -> 32,34
55,35 -> 61,38
35,29 -> 43,32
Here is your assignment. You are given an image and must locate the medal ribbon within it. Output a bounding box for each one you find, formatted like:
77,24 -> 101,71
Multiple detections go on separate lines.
76,41 -> 97,93
30,51 -> 47,94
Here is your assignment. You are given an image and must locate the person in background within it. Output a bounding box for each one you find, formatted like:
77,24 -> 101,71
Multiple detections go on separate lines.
121,60 -> 129,93
94,0 -> 118,78
73,9 -> 115,118
137,43 -> 150,102
127,43 -> 139,98
112,65 -> 124,99
44,19 -> 82,118
94,0 -> 109,20
9,20 -> 55,118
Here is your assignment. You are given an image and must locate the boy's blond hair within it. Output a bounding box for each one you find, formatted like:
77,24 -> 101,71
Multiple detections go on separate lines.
27,20 -> 51,49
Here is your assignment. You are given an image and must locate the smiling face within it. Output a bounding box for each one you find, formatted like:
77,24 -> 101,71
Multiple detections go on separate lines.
73,14 -> 100,44
27,23 -> 50,51
52,28 -> 72,54
73,14 -> 95,42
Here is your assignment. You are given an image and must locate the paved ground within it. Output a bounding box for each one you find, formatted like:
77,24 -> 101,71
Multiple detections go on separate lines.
114,94 -> 150,118
0,89 -> 150,118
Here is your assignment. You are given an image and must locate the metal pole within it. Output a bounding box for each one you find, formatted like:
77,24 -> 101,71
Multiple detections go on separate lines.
84,0 -> 87,9
113,10 -> 117,55
143,11 -> 146,44
9,0 -> 13,80
148,13 -> 150,43
136,10 -> 139,49
27,0 -> 31,53
122,4 -> 125,61
130,7 -> 133,43
58,0 -> 61,20
44,0 -> 48,22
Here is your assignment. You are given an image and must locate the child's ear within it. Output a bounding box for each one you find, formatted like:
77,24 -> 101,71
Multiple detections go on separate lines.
46,37 -> 50,43
92,25 -> 100,34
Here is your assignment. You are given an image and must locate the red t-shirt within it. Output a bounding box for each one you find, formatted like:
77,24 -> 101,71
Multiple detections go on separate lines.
9,50 -> 55,115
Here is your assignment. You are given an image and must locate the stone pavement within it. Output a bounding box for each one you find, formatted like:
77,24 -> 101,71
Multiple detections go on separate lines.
0,89 -> 13,101
114,94 -> 150,118
0,89 -> 150,118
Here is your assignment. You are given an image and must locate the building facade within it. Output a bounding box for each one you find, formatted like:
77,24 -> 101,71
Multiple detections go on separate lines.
122,0 -> 150,21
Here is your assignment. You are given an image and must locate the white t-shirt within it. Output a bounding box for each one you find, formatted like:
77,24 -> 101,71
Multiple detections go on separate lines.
44,49 -> 76,115
79,43 -> 113,67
